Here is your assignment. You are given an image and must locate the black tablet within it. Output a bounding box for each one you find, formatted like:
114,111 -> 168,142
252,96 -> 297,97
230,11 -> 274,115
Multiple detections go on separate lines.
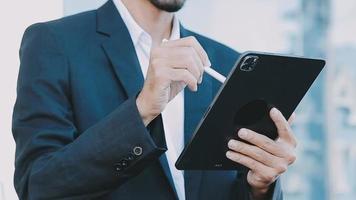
176,51 -> 325,170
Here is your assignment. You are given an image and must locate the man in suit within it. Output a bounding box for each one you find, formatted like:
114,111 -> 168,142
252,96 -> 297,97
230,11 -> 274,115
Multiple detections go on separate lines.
12,0 -> 297,199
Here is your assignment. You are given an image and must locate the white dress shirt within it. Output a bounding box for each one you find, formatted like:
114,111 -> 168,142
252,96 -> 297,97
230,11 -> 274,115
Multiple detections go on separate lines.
114,1 -> 186,199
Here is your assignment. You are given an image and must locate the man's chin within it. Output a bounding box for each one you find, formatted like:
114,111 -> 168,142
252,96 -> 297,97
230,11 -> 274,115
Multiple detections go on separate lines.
149,0 -> 186,12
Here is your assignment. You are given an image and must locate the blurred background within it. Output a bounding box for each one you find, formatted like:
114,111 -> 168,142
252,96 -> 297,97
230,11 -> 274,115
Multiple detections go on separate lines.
1,0 -> 355,199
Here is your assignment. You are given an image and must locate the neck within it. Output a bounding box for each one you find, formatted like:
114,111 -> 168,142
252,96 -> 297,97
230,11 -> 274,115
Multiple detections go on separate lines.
121,0 -> 174,46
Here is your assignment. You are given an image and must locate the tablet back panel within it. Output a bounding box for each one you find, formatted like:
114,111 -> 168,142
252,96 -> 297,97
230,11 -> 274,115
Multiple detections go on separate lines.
176,52 -> 325,170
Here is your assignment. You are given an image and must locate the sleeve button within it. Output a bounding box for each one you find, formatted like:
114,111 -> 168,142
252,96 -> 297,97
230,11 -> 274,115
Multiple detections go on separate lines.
133,146 -> 143,156
121,160 -> 128,168
127,154 -> 135,161
114,163 -> 122,172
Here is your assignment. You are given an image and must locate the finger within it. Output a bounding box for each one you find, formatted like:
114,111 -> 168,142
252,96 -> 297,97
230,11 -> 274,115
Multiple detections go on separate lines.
199,72 -> 203,83
288,112 -> 296,125
182,36 -> 210,69
154,46 -> 203,82
228,139 -> 281,169
226,151 -> 278,182
178,47 -> 204,82
162,36 -> 211,67
188,48 -> 204,84
237,128 -> 286,157
270,108 -> 297,147
169,68 -> 198,91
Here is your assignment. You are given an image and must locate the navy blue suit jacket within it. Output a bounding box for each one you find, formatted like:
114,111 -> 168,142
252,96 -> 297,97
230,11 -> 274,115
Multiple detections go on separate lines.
12,1 -> 282,199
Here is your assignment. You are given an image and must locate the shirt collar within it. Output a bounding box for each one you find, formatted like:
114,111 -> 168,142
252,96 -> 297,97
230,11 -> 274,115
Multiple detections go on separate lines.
170,15 -> 180,41
113,0 -> 180,46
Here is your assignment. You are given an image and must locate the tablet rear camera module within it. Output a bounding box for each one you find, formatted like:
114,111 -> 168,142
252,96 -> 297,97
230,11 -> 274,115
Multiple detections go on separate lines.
240,55 -> 259,72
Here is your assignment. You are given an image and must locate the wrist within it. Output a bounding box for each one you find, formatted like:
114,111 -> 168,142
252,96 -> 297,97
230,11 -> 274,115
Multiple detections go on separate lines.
250,186 -> 270,200
136,93 -> 156,126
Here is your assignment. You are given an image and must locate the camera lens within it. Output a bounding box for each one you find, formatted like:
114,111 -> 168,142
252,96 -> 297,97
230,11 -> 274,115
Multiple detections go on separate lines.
240,55 -> 259,72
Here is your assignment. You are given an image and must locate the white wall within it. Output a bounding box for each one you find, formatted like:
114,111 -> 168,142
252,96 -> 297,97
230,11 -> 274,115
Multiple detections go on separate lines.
0,1 -> 63,199
63,0 -> 106,16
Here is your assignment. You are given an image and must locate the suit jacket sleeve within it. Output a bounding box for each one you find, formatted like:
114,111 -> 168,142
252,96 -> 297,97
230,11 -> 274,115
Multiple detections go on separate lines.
12,23 -> 166,199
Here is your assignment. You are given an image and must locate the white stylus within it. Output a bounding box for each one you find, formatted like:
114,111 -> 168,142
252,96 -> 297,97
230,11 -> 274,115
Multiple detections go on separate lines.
162,38 -> 226,83
203,67 -> 226,83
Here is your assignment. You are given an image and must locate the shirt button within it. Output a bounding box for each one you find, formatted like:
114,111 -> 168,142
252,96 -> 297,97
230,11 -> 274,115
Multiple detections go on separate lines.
133,146 -> 143,156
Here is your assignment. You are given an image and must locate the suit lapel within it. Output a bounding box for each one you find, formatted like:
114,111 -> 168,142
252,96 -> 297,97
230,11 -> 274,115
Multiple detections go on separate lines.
181,27 -> 213,200
98,0 -> 144,97
97,1 -> 178,198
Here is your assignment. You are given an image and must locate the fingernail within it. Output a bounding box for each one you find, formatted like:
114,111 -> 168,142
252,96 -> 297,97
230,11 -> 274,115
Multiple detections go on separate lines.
198,75 -> 203,84
271,108 -> 279,117
238,129 -> 248,138
206,59 -> 212,67
227,139 -> 235,148
226,151 -> 232,159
